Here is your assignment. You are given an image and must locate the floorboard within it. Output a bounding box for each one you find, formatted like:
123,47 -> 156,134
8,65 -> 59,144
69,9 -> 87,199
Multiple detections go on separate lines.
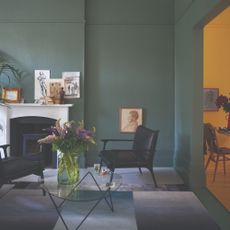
205,154 -> 230,211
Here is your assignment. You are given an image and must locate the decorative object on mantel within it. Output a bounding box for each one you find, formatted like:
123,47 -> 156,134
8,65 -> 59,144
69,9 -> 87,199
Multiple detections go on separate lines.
48,78 -> 64,104
2,87 -> 21,103
34,70 -> 50,101
44,96 -> 54,105
35,96 -> 54,105
59,87 -> 65,104
216,94 -> 230,129
62,72 -> 80,99
38,119 -> 95,185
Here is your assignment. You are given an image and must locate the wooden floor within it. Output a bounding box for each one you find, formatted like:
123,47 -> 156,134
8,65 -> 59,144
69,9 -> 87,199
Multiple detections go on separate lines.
205,154 -> 230,211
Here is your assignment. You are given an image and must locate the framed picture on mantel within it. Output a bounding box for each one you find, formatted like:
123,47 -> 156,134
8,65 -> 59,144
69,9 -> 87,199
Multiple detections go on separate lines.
34,70 -> 50,100
2,88 -> 21,103
62,72 -> 80,99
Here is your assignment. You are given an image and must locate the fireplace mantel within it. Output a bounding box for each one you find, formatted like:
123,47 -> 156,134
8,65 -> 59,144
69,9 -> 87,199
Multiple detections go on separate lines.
0,103 -> 73,145
7,103 -> 73,119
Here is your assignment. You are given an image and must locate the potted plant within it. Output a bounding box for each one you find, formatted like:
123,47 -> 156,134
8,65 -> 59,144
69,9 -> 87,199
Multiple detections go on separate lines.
0,57 -> 23,102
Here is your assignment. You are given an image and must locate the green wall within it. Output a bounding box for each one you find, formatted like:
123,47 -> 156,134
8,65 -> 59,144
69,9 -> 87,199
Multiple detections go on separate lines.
0,0 -> 85,120
85,0 -> 175,166
0,0 -> 175,167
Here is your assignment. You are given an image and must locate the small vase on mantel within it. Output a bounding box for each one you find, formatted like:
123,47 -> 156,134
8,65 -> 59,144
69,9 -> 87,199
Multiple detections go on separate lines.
57,152 -> 79,185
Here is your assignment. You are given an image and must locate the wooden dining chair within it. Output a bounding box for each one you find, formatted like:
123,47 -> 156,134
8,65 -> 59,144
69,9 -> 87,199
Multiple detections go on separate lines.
204,123 -> 230,182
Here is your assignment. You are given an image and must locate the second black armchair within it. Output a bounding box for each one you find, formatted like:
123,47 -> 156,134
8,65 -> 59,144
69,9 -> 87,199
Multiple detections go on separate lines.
99,125 -> 159,187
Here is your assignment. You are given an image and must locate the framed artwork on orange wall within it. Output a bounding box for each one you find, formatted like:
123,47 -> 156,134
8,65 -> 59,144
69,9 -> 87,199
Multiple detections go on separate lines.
203,88 -> 219,111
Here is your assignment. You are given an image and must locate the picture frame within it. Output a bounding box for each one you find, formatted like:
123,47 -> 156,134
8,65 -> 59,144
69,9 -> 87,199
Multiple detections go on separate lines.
119,107 -> 143,133
34,70 -> 50,100
2,88 -> 21,103
62,72 -> 80,99
203,88 -> 219,111
47,78 -> 64,99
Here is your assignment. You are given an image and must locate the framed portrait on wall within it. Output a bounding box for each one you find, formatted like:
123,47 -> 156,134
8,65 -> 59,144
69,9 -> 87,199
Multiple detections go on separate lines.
203,88 -> 219,111
119,107 -> 143,133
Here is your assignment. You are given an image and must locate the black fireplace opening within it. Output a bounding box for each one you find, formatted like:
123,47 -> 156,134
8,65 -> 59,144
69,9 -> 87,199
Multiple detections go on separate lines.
10,116 -> 57,168
23,134 -> 44,155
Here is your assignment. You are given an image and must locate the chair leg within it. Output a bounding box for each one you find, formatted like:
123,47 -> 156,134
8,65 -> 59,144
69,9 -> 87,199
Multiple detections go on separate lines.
148,167 -> 157,188
223,155 -> 226,175
40,171 -> 46,196
138,167 -> 142,174
205,153 -> 212,170
42,188 -> 46,196
213,155 -> 219,182
99,158 -> 103,172
109,169 -> 115,183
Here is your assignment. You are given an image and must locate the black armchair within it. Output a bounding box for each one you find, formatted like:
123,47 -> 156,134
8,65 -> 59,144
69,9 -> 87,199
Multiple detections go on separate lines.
0,144 -> 45,189
99,125 -> 159,187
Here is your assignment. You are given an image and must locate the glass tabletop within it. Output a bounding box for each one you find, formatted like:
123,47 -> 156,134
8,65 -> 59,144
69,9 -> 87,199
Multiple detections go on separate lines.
40,168 -> 122,201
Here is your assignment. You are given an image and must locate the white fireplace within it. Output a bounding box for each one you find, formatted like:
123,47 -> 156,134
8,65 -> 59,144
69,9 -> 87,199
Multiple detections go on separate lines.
0,103 -> 73,159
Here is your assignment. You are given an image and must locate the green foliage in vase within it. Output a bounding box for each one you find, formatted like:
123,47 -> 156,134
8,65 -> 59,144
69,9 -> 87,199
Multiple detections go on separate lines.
58,153 -> 79,185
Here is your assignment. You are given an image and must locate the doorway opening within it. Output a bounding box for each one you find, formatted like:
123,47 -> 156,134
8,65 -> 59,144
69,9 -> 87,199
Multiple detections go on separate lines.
203,6 -> 230,211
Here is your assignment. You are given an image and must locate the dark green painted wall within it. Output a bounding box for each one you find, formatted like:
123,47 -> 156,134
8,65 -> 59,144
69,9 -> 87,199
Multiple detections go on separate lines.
85,0 -> 174,166
0,0 -> 85,120
0,0 -> 175,167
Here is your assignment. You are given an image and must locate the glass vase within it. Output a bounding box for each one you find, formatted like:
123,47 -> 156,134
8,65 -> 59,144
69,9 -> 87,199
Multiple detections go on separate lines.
57,152 -> 79,185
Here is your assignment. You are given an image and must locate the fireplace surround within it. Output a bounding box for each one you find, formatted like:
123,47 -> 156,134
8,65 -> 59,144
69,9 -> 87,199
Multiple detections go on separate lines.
0,103 -> 73,167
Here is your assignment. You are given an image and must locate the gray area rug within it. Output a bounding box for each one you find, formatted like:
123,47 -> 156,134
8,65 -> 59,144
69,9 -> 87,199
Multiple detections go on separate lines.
118,183 -> 187,191
0,188 -> 136,230
134,191 -> 221,230
0,189 -> 57,230
0,187 -> 221,230
53,191 -> 136,230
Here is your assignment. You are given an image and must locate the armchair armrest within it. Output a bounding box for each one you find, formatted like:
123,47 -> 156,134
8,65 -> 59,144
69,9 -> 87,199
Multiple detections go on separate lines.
101,139 -> 133,150
0,144 -> 10,160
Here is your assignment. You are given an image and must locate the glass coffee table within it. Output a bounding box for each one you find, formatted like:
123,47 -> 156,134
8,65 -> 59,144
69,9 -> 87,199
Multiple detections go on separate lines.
40,168 -> 122,230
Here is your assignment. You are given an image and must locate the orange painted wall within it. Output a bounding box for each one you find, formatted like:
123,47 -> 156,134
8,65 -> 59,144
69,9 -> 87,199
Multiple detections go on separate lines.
203,8 -> 230,146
